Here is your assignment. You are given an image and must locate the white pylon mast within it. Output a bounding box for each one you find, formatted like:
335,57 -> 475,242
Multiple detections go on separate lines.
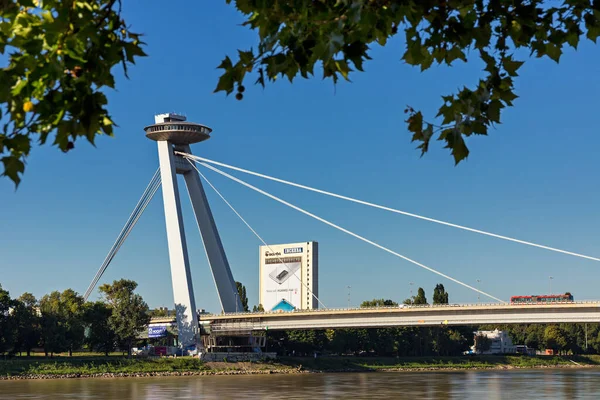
145,113 -> 242,351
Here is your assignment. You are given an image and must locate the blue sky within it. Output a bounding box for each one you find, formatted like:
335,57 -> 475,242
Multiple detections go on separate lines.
1,1 -> 600,312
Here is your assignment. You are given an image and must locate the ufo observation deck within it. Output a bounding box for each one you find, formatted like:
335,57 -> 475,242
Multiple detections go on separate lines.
144,121 -> 213,145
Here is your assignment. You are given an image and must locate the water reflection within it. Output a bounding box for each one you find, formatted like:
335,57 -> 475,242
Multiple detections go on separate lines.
1,369 -> 600,399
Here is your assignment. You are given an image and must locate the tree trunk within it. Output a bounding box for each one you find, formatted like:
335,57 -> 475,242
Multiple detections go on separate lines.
26,349 -> 31,357
127,339 -> 132,357
69,347 -> 72,357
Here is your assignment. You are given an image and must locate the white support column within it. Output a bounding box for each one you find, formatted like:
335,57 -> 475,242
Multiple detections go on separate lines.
157,141 -> 199,349
180,145 -> 242,313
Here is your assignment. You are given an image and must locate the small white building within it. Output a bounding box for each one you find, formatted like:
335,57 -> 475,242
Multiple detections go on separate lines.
472,329 -> 517,354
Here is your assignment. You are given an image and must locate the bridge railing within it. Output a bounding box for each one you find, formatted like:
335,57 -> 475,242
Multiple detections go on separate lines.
201,301 -> 599,318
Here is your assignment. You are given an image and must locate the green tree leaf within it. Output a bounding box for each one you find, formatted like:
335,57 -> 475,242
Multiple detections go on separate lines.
487,100 -> 503,123
545,43 -> 563,62
502,57 -> 525,77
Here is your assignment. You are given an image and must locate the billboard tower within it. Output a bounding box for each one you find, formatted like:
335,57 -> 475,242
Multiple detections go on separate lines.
259,242 -> 319,311
144,113 -> 242,350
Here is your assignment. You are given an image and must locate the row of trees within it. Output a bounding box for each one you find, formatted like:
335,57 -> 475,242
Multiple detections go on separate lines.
267,284 -> 471,357
479,323 -> 600,355
360,284 -> 448,307
4,280 -> 598,358
268,325 -> 473,357
0,280 -> 150,357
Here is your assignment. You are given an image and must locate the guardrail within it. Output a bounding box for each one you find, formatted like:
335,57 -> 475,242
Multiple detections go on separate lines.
198,301 -> 600,318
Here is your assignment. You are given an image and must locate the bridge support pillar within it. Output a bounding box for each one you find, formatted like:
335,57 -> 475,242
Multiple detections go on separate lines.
157,140 -> 200,351
149,114 -> 242,353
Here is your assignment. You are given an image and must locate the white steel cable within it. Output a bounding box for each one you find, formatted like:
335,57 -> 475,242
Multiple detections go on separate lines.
101,177 -> 161,283
83,170 -> 162,301
190,159 -> 506,304
84,170 -> 160,297
100,178 -> 161,275
85,169 -> 160,291
177,153 -> 600,263
84,177 -> 160,300
186,159 -> 328,310
84,174 -> 160,299
84,178 -> 159,300
84,178 -> 158,300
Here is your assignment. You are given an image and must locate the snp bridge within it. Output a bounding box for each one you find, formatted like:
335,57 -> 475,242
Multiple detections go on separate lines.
87,113 -> 600,354
199,303 -> 600,333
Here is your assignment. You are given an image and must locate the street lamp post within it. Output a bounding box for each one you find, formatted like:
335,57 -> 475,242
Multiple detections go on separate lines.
347,286 -> 351,308
476,279 -> 481,303
410,282 -> 414,298
549,276 -> 554,294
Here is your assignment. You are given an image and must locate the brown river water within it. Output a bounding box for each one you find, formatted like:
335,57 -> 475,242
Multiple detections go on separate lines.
1,369 -> 599,399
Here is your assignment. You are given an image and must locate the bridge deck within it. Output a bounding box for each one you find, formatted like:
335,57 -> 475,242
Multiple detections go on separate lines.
197,303 -> 600,332
149,303 -> 600,333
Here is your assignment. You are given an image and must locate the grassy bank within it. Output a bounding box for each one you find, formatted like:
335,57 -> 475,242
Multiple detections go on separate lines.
0,357 -> 211,377
279,354 -> 600,372
1,355 -> 599,379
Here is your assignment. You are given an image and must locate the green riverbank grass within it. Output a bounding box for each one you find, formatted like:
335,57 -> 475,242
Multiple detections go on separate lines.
2,354 -> 599,378
0,357 -> 209,377
280,355 -> 600,371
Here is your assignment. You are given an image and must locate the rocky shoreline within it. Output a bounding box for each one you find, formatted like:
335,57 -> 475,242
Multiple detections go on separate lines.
0,367 -> 306,381
375,363 -> 595,372
1,362 -> 595,381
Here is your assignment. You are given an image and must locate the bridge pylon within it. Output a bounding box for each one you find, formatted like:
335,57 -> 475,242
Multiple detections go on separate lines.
144,113 -> 242,351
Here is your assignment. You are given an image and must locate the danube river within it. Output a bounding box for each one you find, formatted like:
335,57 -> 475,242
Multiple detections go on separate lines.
1,369 -> 599,399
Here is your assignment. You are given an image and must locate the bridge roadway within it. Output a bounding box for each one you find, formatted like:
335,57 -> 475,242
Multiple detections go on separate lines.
194,302 -> 600,333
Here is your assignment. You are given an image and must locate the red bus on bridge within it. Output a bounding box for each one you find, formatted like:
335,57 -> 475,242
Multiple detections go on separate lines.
510,293 -> 573,304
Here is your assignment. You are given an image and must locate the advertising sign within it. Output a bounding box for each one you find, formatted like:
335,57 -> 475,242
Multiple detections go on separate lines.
284,247 -> 303,254
148,326 -> 167,338
261,256 -> 302,311
259,241 -> 318,311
